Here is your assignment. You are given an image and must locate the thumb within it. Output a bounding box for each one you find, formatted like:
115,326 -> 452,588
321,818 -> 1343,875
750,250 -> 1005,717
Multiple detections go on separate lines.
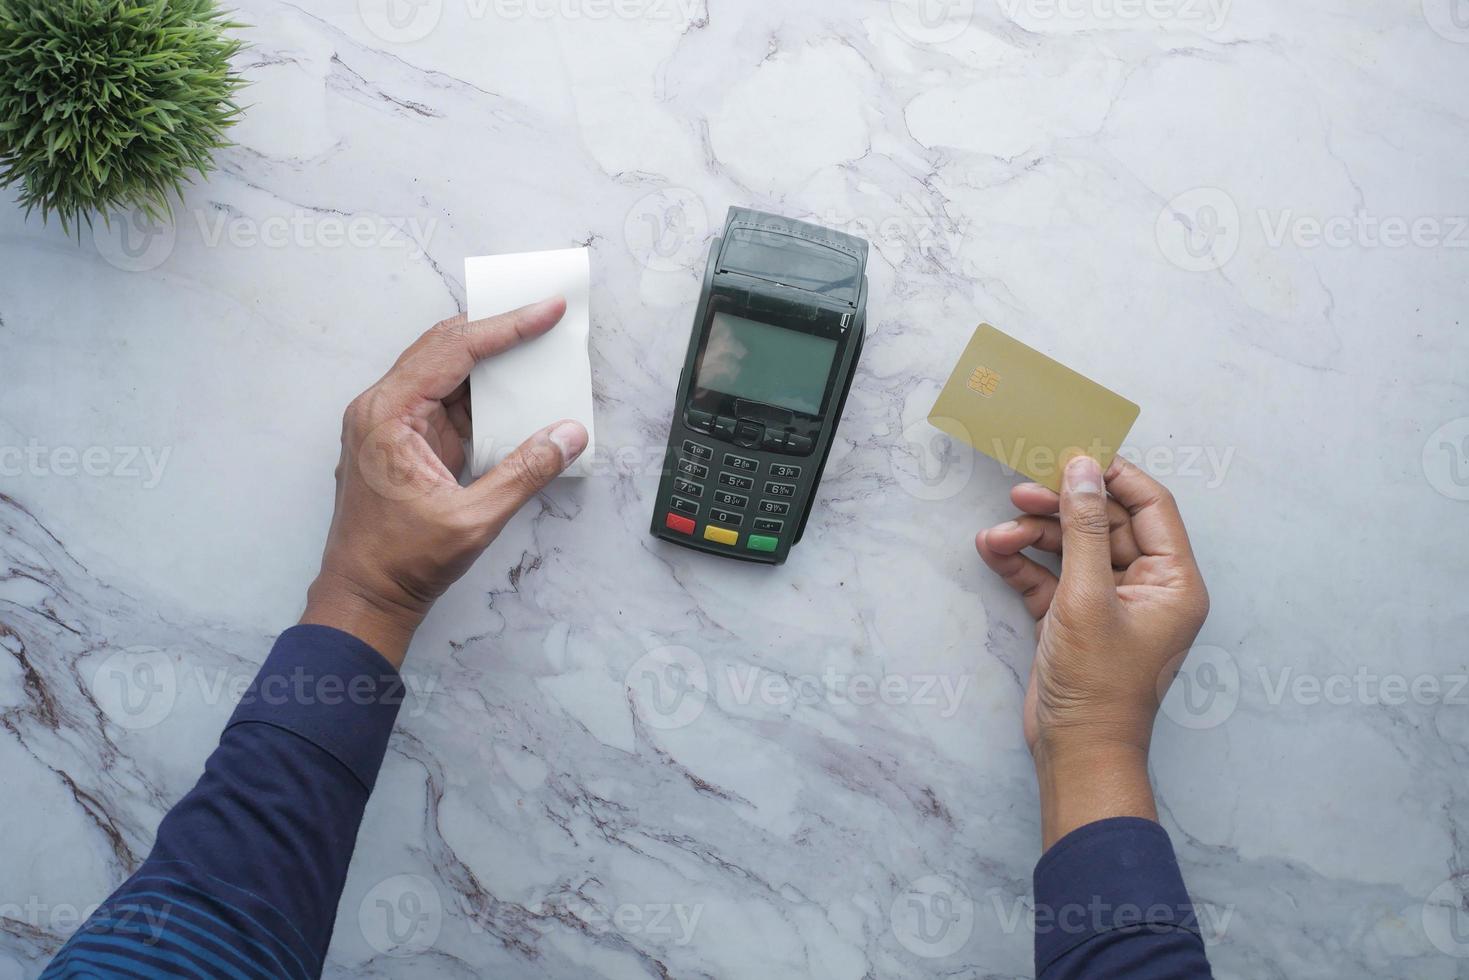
468,420 -> 588,527
1057,455 -> 1117,600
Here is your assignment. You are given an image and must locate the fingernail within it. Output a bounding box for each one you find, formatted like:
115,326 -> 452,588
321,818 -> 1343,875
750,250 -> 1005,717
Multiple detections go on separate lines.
993,520 -> 1020,532
1064,455 -> 1102,495
548,420 -> 588,464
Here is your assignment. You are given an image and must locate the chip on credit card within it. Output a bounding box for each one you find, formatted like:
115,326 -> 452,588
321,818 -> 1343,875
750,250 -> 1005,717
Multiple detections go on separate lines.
928,324 -> 1140,491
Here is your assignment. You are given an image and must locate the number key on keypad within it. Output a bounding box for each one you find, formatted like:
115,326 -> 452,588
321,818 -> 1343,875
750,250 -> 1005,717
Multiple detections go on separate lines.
723,454 -> 758,472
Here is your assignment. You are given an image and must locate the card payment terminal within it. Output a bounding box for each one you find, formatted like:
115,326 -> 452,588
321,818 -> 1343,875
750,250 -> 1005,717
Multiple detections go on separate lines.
649,207 -> 870,564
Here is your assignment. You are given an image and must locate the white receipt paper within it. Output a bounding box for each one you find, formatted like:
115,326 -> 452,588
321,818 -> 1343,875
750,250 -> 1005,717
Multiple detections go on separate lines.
466,247 -> 595,478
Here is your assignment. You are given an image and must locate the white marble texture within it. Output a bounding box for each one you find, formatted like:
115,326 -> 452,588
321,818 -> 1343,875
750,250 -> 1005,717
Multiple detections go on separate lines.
2,0 -> 1467,976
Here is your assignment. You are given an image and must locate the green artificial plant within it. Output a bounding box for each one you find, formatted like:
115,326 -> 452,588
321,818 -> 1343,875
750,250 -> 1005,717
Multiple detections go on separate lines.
0,0 -> 245,232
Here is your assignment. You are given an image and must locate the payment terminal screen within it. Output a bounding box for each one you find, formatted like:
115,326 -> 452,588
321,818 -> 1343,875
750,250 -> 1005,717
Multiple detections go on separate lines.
694,312 -> 836,415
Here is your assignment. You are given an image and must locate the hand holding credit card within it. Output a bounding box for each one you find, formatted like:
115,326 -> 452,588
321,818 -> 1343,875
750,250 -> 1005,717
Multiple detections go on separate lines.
928,324 -> 1140,491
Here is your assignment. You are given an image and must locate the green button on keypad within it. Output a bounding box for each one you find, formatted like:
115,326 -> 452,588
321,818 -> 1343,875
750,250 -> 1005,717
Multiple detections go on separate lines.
747,534 -> 779,552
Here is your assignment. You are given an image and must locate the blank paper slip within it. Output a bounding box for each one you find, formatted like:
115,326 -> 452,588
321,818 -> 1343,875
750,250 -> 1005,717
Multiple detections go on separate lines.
466,247 -> 596,478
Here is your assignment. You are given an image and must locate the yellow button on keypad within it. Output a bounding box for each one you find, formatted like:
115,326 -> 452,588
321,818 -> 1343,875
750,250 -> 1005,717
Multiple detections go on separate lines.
703,525 -> 739,546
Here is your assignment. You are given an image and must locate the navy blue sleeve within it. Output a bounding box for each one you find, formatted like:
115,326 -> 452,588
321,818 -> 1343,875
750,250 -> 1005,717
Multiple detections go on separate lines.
42,625 -> 404,979
1034,817 -> 1212,979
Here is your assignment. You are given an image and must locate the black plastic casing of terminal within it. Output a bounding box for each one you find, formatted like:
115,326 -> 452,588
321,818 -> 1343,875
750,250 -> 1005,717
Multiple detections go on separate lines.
649,207 -> 870,565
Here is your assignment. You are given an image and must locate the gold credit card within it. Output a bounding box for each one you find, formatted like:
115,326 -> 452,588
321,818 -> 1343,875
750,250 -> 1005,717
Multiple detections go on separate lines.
928,324 -> 1140,491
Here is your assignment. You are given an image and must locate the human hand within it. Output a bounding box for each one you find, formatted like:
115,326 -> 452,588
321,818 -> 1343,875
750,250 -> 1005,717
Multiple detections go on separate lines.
977,456 -> 1209,846
301,297 -> 588,668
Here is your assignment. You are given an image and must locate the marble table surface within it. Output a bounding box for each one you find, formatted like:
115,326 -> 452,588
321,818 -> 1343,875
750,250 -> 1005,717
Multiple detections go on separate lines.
2,1 -> 1467,976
